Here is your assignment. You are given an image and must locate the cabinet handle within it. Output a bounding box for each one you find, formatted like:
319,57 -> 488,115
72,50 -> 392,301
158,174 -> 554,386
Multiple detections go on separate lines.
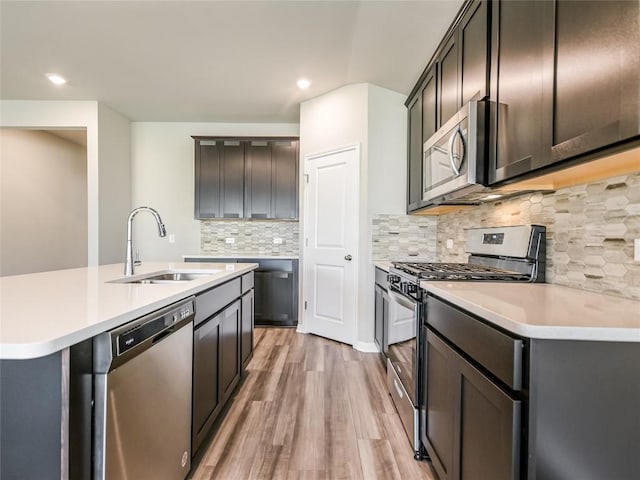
448,127 -> 465,176
393,378 -> 404,399
344,254 -> 353,261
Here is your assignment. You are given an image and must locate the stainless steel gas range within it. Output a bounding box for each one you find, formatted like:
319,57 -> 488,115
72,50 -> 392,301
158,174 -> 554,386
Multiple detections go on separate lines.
384,225 -> 546,459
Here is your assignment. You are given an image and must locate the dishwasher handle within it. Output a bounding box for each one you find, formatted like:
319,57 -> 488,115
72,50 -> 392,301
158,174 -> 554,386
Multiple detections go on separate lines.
152,326 -> 176,345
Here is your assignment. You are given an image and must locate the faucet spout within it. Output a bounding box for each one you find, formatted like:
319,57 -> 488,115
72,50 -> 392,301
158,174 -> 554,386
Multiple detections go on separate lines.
124,206 -> 167,276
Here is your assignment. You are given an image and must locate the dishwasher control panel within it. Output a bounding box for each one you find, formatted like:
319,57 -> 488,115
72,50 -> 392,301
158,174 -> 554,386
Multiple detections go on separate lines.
117,302 -> 194,355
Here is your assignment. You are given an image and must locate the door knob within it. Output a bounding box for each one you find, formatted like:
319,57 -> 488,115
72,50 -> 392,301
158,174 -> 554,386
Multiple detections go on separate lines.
344,254 -> 352,261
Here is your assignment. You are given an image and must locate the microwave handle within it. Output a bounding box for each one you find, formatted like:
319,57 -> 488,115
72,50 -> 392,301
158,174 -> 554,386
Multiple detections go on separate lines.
448,127 -> 465,176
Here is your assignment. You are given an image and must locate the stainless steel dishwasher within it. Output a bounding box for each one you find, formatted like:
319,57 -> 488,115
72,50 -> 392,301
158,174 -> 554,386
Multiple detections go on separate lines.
93,297 -> 195,480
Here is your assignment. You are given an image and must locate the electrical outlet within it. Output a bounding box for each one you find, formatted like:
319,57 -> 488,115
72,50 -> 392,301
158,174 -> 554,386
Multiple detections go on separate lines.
273,237 -> 284,244
168,234 -> 176,244
225,237 -> 235,244
446,239 -> 454,249
635,239 -> 640,262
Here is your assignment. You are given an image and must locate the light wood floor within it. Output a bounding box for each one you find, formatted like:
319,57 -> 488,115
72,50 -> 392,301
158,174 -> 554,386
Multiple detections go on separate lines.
191,328 -> 436,480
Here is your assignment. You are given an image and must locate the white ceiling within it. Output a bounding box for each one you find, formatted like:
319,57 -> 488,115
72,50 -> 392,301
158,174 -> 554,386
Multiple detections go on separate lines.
0,0 -> 463,123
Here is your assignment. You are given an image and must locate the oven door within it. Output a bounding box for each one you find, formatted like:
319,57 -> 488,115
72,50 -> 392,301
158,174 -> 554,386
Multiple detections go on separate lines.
387,289 -> 419,404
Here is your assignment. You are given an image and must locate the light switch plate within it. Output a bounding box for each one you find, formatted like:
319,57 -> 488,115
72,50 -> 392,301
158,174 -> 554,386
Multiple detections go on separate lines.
168,234 -> 176,244
635,239 -> 640,262
225,237 -> 235,244
446,239 -> 454,249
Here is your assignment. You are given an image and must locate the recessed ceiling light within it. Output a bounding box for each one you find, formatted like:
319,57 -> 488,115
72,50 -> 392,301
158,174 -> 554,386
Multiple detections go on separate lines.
296,78 -> 311,90
46,73 -> 67,85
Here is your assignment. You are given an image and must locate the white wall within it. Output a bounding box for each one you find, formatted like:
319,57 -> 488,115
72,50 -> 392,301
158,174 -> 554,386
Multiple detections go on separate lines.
130,122 -> 299,262
367,84 -> 407,216
0,100 -> 131,267
97,103 -> 132,264
299,83 -> 407,349
0,129 -> 88,275
360,85 -> 407,346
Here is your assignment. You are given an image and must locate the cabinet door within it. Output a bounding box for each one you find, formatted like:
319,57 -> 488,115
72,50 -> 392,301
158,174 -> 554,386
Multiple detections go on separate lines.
220,141 -> 245,218
438,34 -> 460,127
194,140 -> 221,219
422,67 -> 438,141
489,0 -> 554,184
272,140 -> 299,219
245,140 -> 272,219
381,289 -> 390,358
459,0 -> 489,105
407,91 -> 423,212
374,285 -> 384,354
552,0 -> 640,162
241,289 -> 254,368
424,330 -> 455,480
219,300 -> 241,401
254,270 -> 295,325
454,352 -> 521,480
192,314 -> 220,451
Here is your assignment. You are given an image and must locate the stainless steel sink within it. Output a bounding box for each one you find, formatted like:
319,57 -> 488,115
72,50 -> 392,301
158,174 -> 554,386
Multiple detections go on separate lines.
110,270 -> 221,284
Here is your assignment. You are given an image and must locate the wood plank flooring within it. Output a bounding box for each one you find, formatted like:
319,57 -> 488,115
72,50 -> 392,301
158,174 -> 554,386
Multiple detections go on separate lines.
190,328 -> 436,480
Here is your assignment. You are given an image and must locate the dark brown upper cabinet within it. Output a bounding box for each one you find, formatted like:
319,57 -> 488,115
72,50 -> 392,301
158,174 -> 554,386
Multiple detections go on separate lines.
488,0 -> 555,184
405,1 -> 489,212
194,140 -> 244,219
245,139 -> 299,220
489,0 -> 639,185
551,0 -> 640,163
407,79 -> 425,212
220,141 -> 245,218
406,0 -> 639,212
194,137 -> 299,220
438,34 -> 460,128
438,0 -> 490,129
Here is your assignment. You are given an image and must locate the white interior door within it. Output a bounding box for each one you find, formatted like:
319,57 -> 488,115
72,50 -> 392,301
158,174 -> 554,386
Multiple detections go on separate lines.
303,145 -> 359,345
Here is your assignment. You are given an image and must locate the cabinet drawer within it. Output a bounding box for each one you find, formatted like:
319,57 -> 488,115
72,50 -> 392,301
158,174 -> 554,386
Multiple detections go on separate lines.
375,267 -> 388,288
427,295 -> 523,391
194,278 -> 241,326
387,359 -> 415,447
246,259 -> 294,272
241,272 -> 254,294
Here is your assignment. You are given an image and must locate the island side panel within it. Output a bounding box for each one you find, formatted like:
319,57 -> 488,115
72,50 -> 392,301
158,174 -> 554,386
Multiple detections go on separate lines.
0,351 -> 63,479
528,339 -> 640,480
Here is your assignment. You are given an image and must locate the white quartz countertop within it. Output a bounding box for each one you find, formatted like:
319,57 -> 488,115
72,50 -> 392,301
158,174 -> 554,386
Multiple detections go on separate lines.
423,282 -> 640,342
183,254 -> 299,260
0,262 -> 257,360
374,261 -> 392,272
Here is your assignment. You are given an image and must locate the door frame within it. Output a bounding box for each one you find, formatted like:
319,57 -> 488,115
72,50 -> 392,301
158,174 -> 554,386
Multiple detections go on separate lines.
298,143 -> 360,346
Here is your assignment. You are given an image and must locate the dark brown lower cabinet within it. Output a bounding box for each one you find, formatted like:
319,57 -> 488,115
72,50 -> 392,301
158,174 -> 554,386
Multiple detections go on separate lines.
192,313 -> 220,453
241,289 -> 254,369
250,259 -> 298,327
192,286 -> 245,455
219,300 -> 241,401
424,330 -> 520,480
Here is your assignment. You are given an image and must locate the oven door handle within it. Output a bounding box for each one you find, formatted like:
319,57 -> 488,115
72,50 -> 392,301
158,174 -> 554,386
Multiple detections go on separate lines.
389,289 -> 419,312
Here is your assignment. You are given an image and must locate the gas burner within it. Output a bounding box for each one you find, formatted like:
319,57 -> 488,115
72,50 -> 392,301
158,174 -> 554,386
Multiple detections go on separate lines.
392,262 -> 529,282
389,225 -> 546,285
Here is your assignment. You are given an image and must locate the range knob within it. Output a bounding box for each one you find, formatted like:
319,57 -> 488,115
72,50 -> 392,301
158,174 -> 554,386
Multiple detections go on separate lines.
388,275 -> 401,284
406,283 -> 418,294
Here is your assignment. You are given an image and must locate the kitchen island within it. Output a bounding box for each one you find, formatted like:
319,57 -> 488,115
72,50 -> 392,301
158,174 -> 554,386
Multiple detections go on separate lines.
421,282 -> 640,480
0,261 -> 257,479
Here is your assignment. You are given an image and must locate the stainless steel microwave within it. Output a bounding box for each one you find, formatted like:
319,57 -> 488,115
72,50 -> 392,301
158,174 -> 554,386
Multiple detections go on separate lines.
422,101 -> 488,205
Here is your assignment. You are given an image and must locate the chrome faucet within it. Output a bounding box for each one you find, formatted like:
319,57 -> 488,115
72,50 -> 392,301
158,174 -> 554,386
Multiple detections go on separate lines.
124,207 -> 166,276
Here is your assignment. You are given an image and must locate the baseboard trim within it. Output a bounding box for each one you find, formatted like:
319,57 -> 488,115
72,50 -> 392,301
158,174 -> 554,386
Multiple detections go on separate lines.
353,341 -> 379,353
